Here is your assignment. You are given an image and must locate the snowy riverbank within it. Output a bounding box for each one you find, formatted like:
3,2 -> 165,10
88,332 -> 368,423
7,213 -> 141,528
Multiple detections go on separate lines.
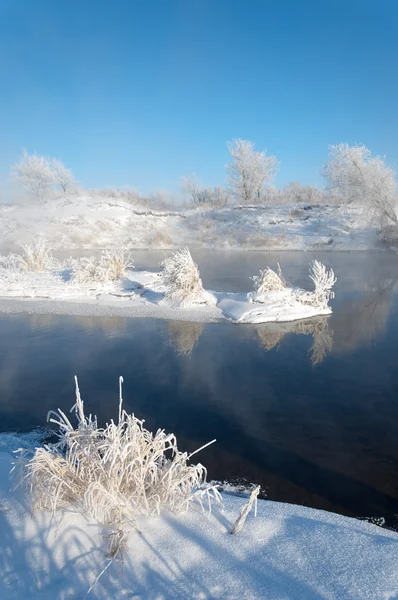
0,194 -> 377,253
0,263 -> 334,325
0,446 -> 397,599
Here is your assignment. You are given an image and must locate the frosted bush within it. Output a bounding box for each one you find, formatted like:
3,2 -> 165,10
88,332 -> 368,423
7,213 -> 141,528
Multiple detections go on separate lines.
161,248 -> 215,307
18,238 -> 56,271
71,248 -> 133,285
0,254 -> 26,283
308,260 -> 336,308
297,260 -> 336,309
251,263 -> 287,294
102,247 -> 133,280
15,377 -> 221,555
0,238 -> 56,281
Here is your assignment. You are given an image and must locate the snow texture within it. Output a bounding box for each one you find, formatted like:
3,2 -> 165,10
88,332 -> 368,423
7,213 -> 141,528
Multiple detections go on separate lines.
0,250 -> 335,324
0,194 -> 376,253
0,447 -> 397,599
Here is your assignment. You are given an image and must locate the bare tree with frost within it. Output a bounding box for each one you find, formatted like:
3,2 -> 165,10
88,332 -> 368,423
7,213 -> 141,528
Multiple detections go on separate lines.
323,143 -> 397,224
12,151 -> 76,198
11,150 -> 55,198
51,158 -> 76,192
226,139 -> 279,204
181,175 -> 229,207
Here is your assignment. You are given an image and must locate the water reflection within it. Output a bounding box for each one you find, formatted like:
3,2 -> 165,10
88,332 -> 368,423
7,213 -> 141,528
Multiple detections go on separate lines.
0,252 -> 398,528
252,318 -> 333,365
331,278 -> 396,353
167,321 -> 204,356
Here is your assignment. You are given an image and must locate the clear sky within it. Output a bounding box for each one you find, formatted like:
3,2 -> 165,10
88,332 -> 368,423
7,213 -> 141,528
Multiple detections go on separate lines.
0,0 -> 397,194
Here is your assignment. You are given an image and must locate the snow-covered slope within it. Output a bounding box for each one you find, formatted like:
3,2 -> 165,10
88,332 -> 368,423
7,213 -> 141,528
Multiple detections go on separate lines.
0,449 -> 396,599
0,194 -> 375,251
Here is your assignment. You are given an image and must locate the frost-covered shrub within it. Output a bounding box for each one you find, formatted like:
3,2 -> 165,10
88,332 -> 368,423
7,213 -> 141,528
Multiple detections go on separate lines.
297,260 -> 336,309
0,254 -> 26,283
102,247 -> 133,280
15,377 -> 221,555
0,238 -> 56,277
18,238 -> 56,271
251,264 -> 287,294
309,260 -> 336,307
161,248 -> 215,307
71,248 -> 133,285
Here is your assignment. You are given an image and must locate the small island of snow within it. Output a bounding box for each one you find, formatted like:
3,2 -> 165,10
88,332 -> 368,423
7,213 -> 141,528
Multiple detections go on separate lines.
0,242 -> 336,324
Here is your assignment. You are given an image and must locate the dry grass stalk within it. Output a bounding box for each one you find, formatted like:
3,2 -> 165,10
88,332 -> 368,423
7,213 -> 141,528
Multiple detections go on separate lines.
230,485 -> 260,534
251,264 -> 287,294
71,248 -> 133,285
18,238 -> 55,271
15,376 -> 221,535
161,248 -> 209,307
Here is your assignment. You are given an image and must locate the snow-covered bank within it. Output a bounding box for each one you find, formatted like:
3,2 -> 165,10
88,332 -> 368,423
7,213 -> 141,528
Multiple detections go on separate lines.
0,448 -> 397,599
0,256 -> 335,324
0,194 -> 376,252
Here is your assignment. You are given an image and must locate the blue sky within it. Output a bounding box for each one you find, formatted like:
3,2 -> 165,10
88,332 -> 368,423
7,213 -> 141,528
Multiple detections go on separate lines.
0,0 -> 397,194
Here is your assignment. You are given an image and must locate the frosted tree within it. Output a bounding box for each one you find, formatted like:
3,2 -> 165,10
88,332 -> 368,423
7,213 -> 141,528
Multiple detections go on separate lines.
11,150 -> 55,198
51,158 -> 76,192
323,143 -> 397,224
226,139 -> 279,204
181,175 -> 228,207
12,151 -> 76,198
181,175 -> 202,205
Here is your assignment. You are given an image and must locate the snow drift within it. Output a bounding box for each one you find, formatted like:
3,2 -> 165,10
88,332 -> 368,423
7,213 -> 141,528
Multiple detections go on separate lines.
0,244 -> 336,324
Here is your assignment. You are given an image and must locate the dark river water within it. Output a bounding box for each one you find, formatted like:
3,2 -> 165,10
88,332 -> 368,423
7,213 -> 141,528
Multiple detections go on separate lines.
0,250 -> 397,529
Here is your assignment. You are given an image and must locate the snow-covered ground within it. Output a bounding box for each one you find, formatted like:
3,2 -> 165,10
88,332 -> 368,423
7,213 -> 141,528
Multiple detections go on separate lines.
0,265 -> 333,324
0,445 -> 397,599
0,193 -> 376,252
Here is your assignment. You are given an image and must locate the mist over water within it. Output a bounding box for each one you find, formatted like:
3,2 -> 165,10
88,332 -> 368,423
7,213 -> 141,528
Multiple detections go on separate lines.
0,251 -> 397,528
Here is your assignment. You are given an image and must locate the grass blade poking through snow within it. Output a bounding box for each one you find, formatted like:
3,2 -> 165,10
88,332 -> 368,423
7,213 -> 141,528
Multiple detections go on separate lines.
15,376 -> 221,559
231,485 -> 260,534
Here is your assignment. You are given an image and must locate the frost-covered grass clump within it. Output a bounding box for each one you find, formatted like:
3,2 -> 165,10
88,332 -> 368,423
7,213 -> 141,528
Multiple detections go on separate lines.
0,238 -> 59,285
161,247 -> 215,307
297,260 -> 337,309
16,377 -> 220,558
248,260 -> 336,312
251,263 -> 287,294
71,248 -> 133,285
0,238 -> 56,280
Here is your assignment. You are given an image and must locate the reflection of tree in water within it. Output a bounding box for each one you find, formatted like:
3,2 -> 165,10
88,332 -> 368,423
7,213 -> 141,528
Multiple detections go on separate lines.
332,279 -> 396,353
254,317 -> 333,365
167,321 -> 204,356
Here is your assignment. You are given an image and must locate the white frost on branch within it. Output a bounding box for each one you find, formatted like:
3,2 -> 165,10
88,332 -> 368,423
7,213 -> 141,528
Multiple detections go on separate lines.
296,260 -> 336,310
226,139 -> 279,204
161,248 -> 216,307
11,151 -> 76,198
323,143 -> 397,224
230,485 -> 260,534
50,158 -> 76,193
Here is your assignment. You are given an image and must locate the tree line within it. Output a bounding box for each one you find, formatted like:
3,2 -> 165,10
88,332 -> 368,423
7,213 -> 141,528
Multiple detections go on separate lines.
9,140 -> 398,225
